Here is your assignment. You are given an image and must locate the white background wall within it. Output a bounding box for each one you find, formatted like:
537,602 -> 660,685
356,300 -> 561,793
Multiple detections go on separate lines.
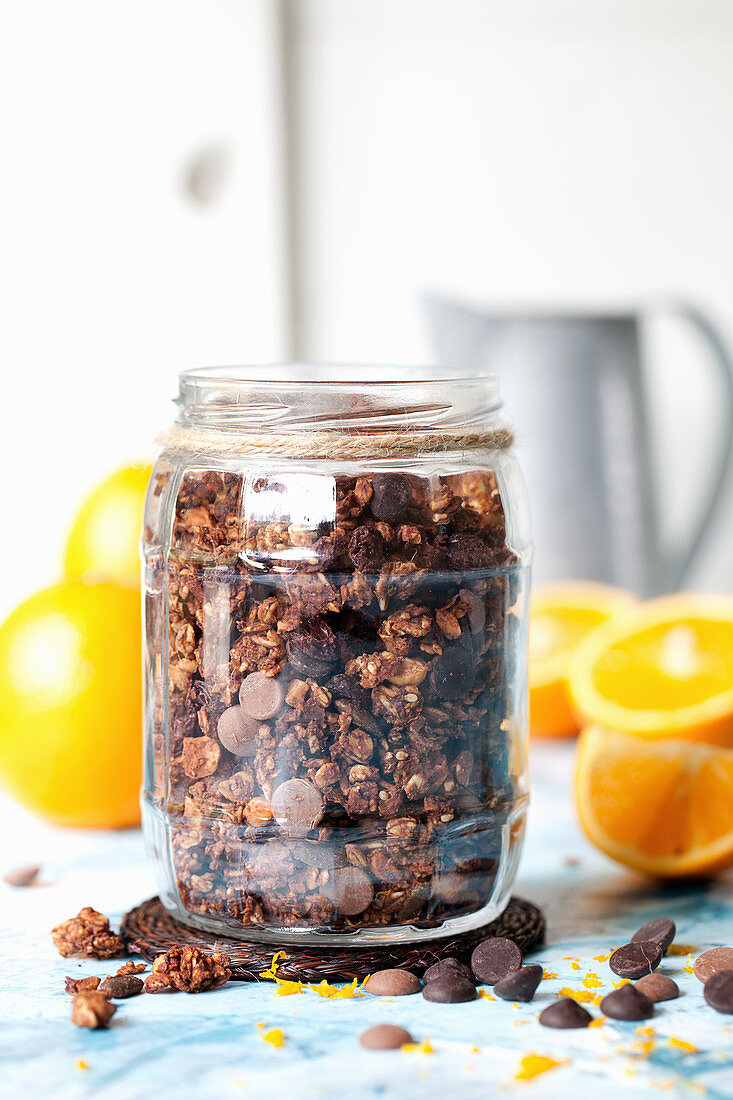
1,0 -> 732,611
287,0 -> 733,588
0,0 -> 287,616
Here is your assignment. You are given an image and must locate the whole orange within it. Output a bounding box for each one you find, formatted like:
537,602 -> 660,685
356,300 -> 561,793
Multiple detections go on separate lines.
0,581 -> 142,828
63,462 -> 152,589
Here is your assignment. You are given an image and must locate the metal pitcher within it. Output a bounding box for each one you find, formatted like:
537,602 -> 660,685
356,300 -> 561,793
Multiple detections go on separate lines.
426,298 -> 733,595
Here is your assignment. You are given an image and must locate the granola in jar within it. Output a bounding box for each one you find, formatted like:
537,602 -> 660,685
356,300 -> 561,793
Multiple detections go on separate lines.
142,367 -> 530,943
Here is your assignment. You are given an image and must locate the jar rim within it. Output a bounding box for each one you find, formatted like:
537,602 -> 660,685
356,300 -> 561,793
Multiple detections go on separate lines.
179,362 -> 499,390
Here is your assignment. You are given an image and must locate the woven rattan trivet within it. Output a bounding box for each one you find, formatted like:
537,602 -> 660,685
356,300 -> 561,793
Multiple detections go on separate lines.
121,895 -> 545,982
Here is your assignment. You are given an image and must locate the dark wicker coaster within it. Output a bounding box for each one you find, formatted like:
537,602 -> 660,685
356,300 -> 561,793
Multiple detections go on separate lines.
121,896 -> 545,982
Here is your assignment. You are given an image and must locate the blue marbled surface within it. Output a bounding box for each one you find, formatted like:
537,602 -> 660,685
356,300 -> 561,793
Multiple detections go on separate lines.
1,743 -> 732,1100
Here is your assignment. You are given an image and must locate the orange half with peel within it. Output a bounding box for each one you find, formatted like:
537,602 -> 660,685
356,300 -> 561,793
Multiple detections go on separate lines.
569,595 -> 733,745
575,726 -> 733,877
530,583 -> 634,738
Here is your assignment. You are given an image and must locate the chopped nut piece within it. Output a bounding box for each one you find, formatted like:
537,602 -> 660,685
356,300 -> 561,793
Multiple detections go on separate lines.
144,946 -> 231,994
51,908 -> 124,959
65,975 -> 101,994
71,991 -> 117,1029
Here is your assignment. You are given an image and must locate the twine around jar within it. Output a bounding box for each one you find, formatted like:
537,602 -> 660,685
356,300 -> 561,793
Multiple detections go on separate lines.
156,425 -> 514,461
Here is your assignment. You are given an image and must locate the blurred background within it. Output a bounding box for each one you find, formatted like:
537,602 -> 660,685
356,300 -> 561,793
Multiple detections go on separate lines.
2,0 -> 733,607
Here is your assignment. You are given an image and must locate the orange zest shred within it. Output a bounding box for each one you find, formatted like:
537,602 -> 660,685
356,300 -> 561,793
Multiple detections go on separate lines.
478,988 -> 495,1000
582,972 -> 602,989
612,979 -> 631,989
542,969 -> 558,980
259,951 -> 289,981
308,977 -> 364,999
635,1027 -> 656,1037
632,1039 -> 656,1057
256,1023 -> 285,1048
593,953 -> 612,962
682,960 -> 695,974
667,944 -> 696,956
273,979 -> 304,997
559,986 -> 602,1005
402,1040 -> 434,1055
76,1060 -> 88,1072
669,1037 -> 698,1054
515,1054 -> 570,1080
589,1017 -> 605,1029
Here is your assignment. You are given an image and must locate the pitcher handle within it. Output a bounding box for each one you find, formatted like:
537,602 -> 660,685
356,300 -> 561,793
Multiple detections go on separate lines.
646,300 -> 733,590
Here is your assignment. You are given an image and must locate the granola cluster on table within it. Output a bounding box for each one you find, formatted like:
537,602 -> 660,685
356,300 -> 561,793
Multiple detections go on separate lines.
145,463 -> 526,935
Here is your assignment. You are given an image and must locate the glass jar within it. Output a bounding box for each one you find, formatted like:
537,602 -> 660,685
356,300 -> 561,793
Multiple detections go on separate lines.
142,366 -> 531,944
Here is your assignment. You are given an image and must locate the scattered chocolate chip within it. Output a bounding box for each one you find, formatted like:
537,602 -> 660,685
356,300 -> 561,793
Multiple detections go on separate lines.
98,975 -> 144,999
2,865 -> 40,888
631,918 -> 676,955
494,964 -> 543,1003
430,646 -> 475,701
365,969 -> 421,996
238,673 -> 285,720
327,866 -> 374,916
359,1023 -> 414,1050
634,973 -> 679,1003
539,998 -> 593,1029
423,957 -> 476,986
370,473 -> 411,523
600,984 -> 654,1021
694,947 -> 733,984
271,779 -> 324,835
609,940 -> 662,980
422,972 -> 477,1003
217,706 -> 260,756
703,969 -> 733,1014
470,937 -> 522,985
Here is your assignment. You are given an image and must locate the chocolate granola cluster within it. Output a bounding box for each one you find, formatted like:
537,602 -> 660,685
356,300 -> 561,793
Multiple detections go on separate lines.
146,464 -> 526,935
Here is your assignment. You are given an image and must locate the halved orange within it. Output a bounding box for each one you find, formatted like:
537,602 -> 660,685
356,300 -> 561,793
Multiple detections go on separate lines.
530,583 -> 634,738
569,595 -> 733,745
575,726 -> 733,877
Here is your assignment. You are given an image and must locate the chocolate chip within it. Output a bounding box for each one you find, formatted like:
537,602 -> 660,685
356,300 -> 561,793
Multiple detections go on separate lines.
271,779 -> 324,835
470,937 -> 522,985
423,957 -> 475,986
327,866 -> 374,916
703,969 -> 733,1014
365,969 -> 421,996
238,673 -> 285,720
600,984 -> 654,1021
217,706 -> 260,756
494,964 -> 543,1003
539,998 -> 593,1029
370,473 -> 411,523
693,947 -> 733,984
459,589 -> 485,634
634,973 -> 679,1003
422,973 -> 477,1003
359,1024 -> 414,1050
609,940 -> 662,980
2,865 -> 40,887
631,918 -> 676,955
430,647 -> 475,701
98,974 -> 144,999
